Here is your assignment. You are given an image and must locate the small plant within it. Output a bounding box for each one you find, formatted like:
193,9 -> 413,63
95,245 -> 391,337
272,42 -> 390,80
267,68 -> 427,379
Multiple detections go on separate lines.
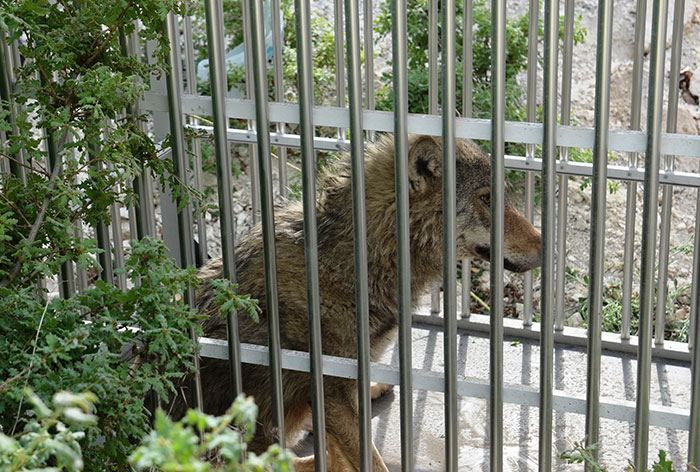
561,442 -> 684,471
0,389 -> 97,472
130,395 -> 294,472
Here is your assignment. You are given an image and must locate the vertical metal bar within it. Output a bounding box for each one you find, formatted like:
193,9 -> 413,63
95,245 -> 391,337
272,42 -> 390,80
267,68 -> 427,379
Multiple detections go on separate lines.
634,0 -> 669,468
335,0 -> 346,139
164,10 -> 203,411
44,98 -> 75,299
690,195 -> 700,466
655,0 -> 685,347
128,26 -> 157,240
393,0 -> 413,469
443,0 -> 458,469
490,0 -> 505,469
429,0 -> 440,316
523,0 -> 538,328
183,10 -> 208,264
0,32 -> 24,182
621,0 -> 648,340
93,157 -> 115,285
555,0 -> 575,332
249,0 -> 285,446
345,0 -> 372,469
205,0 -> 244,397
364,0 -> 375,141
460,0 -> 472,320
108,171 -> 127,290
585,0 -> 614,463
271,0 -> 288,196
692,187 -> 700,352
241,0 -> 260,223
539,0 -> 558,469
295,0 -> 327,466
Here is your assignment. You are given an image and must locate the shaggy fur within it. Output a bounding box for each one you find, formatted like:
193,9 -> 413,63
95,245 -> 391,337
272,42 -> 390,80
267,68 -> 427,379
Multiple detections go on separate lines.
181,134 -> 542,471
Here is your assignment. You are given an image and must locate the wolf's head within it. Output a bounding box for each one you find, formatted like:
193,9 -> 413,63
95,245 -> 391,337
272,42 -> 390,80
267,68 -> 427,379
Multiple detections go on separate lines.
406,135 -> 542,273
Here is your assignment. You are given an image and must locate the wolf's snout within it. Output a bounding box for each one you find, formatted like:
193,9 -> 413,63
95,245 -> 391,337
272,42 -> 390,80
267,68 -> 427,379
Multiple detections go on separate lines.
474,206 -> 543,273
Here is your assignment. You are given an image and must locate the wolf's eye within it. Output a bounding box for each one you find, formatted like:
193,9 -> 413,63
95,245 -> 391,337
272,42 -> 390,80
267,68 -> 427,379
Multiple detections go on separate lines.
479,193 -> 491,206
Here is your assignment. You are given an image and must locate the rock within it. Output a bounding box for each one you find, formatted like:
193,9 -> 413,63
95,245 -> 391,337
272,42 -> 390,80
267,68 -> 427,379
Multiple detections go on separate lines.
689,65 -> 700,101
676,103 -> 699,135
565,312 -> 584,327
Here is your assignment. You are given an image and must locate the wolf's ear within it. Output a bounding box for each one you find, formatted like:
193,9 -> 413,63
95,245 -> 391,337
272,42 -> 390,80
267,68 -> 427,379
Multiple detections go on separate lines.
408,135 -> 442,192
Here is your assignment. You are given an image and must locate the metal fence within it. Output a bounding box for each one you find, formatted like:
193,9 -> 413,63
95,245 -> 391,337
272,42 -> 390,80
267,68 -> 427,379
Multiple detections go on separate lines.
4,0 -> 700,469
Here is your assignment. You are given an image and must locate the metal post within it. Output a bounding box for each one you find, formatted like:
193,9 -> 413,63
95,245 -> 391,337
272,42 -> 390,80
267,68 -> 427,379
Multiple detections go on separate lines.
183,10 -> 208,265
461,0 -> 473,320
690,196 -> 700,467
393,0 -> 413,469
490,0 -> 506,469
523,0 -> 538,327
249,0 -> 286,446
164,11 -> 203,411
345,0 -> 372,469
271,0 -> 288,196
635,0 -> 670,469
364,0 -> 375,141
621,0 -> 648,340
555,0 -> 575,331
0,31 -> 24,182
335,0 -> 346,140
585,0 -> 614,463
241,0 -> 260,223
429,0 -> 440,315
655,0 -> 685,347
443,0 -> 458,468
295,0 -> 327,466
539,0 -> 558,469
205,0 -> 244,397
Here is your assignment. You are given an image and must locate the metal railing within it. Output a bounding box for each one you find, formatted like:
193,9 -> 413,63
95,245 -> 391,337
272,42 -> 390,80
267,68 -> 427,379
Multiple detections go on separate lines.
4,0 -> 700,469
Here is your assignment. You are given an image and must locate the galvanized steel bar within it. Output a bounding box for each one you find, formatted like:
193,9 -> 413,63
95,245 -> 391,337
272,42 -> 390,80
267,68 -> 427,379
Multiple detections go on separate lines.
249,0 -> 286,446
635,0 -> 670,468
655,0 -> 685,347
345,0 -> 372,468
294,0 -> 327,466
490,0 -> 506,469
428,0 -> 438,115
127,26 -> 157,240
555,0 -> 575,332
692,187 -> 700,352
241,0 -> 260,223
335,0 -> 346,140
205,0 -> 244,397
585,0 -> 614,461
442,0 -> 458,469
392,0 -> 413,468
621,0 -> 648,340
690,201 -> 700,466
523,0 -> 538,328
183,10 -> 208,265
429,0 -> 440,316
164,10 -> 203,411
44,104 -> 75,299
539,0 -> 557,469
364,0 -> 375,142
0,32 -> 24,182
271,0 -> 288,196
461,0 -> 473,320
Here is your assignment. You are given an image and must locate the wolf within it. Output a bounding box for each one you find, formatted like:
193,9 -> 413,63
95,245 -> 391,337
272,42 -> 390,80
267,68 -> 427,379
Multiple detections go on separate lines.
190,134 -> 542,471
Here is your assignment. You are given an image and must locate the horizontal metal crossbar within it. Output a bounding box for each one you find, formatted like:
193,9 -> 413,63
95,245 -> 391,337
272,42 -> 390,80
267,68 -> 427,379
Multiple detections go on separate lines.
187,124 -> 700,187
141,93 -> 700,159
413,314 -> 692,363
198,337 -> 691,431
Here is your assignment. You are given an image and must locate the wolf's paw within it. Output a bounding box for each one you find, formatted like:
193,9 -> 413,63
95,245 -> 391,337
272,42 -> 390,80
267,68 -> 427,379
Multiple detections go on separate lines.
370,382 -> 394,400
